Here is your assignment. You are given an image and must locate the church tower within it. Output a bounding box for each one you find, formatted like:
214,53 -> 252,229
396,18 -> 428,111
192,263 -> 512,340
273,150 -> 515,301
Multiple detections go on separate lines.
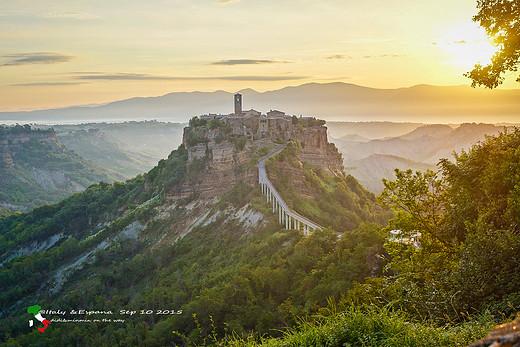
234,93 -> 243,115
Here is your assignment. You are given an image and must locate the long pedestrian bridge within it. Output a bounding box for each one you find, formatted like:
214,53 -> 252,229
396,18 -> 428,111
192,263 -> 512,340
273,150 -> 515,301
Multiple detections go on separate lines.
257,148 -> 323,235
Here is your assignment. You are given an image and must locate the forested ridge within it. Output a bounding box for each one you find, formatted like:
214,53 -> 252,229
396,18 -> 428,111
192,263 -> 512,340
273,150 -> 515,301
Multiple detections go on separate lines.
0,125 -> 119,210
228,128 -> 520,346
0,128 -> 389,346
1,128 -> 519,346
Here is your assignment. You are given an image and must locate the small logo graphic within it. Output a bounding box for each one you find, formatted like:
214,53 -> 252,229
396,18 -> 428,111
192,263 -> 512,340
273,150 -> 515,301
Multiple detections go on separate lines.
28,305 -> 50,332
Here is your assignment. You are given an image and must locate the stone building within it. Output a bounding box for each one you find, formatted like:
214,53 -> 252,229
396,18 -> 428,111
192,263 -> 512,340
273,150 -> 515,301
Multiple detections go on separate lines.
192,94 -> 324,142
267,110 -> 285,118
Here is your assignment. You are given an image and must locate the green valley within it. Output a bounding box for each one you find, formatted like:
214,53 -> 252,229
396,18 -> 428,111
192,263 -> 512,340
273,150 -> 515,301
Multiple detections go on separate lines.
0,114 -> 519,346
0,125 -> 122,211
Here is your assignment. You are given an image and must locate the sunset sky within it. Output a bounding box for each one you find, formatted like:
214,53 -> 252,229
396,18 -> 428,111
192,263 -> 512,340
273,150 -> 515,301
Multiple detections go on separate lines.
0,0 -> 515,111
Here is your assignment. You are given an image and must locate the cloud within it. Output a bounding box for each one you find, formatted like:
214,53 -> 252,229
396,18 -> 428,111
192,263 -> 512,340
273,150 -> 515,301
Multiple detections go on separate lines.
362,54 -> 404,58
218,0 -> 240,4
11,82 -> 85,87
431,40 -> 467,46
1,53 -> 73,66
74,72 -> 307,81
77,73 -> 175,80
41,12 -> 101,19
219,75 -> 305,81
210,59 -> 289,65
325,55 -> 352,60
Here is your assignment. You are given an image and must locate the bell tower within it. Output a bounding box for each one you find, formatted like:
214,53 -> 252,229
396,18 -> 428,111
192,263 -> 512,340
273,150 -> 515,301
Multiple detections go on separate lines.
234,93 -> 243,115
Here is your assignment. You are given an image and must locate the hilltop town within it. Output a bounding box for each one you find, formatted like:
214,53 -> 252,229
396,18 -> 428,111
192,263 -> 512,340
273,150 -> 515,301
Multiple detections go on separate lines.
187,93 -> 326,143
179,94 -> 344,199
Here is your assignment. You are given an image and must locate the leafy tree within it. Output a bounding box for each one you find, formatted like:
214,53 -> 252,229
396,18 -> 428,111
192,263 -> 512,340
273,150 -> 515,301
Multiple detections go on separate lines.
379,129 -> 520,321
465,0 -> 520,88
380,169 -> 452,250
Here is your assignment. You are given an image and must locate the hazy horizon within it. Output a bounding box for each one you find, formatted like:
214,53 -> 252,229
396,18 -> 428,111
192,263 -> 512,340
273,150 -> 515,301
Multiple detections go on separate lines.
2,0 -> 519,113
3,81 -> 520,113
1,82 -> 519,124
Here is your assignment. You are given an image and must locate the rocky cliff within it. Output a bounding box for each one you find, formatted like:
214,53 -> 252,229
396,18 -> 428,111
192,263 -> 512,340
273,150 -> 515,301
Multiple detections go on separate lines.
291,125 -> 344,176
179,125 -> 270,201
0,126 -> 57,167
174,116 -> 378,235
177,116 -> 344,201
0,125 -> 116,210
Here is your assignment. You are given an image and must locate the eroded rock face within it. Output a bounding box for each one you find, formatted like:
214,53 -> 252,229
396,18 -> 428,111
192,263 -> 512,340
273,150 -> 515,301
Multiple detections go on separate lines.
172,138 -> 259,200
469,318 -> 520,347
285,125 -> 344,176
0,129 -> 58,167
177,117 -> 343,200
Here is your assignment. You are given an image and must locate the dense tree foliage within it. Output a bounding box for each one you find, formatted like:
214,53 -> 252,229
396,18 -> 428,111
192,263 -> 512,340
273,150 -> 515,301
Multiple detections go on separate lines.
3,127 -> 519,345
0,135 -> 391,346
465,0 -> 520,88
0,188 -> 386,346
377,128 -> 520,321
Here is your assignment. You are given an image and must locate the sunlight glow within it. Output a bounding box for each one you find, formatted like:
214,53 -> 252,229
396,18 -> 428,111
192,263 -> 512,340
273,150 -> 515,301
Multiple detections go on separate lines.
437,22 -> 497,69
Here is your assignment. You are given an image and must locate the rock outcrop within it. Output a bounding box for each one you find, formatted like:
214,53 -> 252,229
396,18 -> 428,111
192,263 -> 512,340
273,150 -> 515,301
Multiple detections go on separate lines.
0,125 -> 113,209
0,127 -> 57,167
469,318 -> 520,347
176,115 -> 343,201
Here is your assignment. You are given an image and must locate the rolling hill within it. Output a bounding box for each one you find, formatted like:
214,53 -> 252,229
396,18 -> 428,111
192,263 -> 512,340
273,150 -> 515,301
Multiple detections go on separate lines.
334,123 -> 506,193
48,121 -> 185,178
2,83 -> 520,123
0,125 -> 123,210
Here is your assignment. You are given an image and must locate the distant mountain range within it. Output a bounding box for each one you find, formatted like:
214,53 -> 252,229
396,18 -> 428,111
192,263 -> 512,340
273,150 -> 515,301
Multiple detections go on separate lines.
2,82 -> 520,123
333,123 -> 507,193
327,121 -> 425,139
345,154 -> 437,193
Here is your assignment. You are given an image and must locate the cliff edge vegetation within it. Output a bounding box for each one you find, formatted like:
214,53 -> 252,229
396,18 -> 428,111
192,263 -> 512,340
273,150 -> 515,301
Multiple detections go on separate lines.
0,125 -> 123,210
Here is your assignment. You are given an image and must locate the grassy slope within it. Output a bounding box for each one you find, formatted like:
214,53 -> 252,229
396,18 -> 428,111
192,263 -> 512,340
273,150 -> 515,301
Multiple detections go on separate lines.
266,142 -> 392,232
227,307 -> 494,347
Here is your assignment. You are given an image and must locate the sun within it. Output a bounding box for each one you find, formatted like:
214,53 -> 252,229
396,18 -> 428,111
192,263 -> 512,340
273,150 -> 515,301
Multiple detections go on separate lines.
437,22 -> 497,69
